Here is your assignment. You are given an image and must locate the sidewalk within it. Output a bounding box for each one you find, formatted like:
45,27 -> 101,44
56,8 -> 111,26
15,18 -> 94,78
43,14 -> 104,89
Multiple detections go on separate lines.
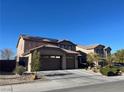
1,69 -> 124,92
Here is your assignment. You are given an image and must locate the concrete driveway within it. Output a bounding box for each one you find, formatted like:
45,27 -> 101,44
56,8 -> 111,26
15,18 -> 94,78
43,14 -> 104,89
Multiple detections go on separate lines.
38,69 -> 105,81
38,69 -> 124,82
1,69 -> 124,92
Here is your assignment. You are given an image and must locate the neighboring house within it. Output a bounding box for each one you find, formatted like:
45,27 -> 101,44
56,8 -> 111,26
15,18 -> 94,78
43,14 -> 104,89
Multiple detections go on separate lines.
16,34 -> 78,72
76,44 -> 111,57
76,44 -> 112,66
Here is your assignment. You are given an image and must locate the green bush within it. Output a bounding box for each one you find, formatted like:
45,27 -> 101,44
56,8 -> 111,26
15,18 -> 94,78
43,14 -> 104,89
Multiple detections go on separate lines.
100,65 -> 120,76
31,50 -> 41,72
119,67 -> 124,72
15,66 -> 26,75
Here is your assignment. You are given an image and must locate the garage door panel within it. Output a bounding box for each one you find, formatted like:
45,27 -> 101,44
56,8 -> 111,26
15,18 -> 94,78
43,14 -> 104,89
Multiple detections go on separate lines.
66,56 -> 75,69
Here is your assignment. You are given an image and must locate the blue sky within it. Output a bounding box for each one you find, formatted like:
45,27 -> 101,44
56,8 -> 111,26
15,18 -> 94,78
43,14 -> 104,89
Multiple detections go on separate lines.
0,0 -> 124,54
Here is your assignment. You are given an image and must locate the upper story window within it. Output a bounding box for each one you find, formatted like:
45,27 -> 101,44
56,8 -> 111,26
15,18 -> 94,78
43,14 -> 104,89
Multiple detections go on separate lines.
60,45 -> 65,48
59,44 -> 73,50
106,50 -> 111,55
64,45 -> 69,49
95,48 -> 104,54
68,45 -> 72,50
95,49 -> 99,53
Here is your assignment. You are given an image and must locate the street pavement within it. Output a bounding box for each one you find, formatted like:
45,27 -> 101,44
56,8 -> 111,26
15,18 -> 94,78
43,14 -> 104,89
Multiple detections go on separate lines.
1,69 -> 124,92
49,80 -> 124,92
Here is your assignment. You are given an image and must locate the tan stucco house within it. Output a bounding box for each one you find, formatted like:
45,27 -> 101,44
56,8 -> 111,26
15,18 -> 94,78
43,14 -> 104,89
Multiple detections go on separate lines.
76,44 -> 111,57
16,34 -> 78,72
76,44 -> 112,67
16,34 -> 112,71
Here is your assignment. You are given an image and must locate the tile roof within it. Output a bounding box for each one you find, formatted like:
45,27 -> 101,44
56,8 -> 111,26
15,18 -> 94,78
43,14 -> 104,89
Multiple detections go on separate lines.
30,44 -> 60,51
61,48 -> 78,54
23,44 -> 78,55
77,44 -> 105,50
21,34 -> 59,43
58,40 -> 76,45
17,34 -> 77,47
105,47 -> 112,50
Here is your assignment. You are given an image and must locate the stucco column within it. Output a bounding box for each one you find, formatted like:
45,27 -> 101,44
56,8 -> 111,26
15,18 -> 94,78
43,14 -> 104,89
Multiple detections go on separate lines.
62,54 -> 66,70
28,53 -> 32,72
75,55 -> 78,69
16,56 -> 19,63
105,51 -> 108,58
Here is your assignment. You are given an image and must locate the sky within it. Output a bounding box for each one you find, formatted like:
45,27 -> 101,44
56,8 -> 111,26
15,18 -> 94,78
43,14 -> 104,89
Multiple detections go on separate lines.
0,0 -> 124,54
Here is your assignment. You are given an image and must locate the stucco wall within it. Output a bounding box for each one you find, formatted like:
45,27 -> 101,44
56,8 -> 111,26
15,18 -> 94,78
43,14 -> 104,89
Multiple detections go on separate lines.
38,47 -> 65,55
17,37 -> 25,62
24,40 -> 57,53
76,46 -> 94,54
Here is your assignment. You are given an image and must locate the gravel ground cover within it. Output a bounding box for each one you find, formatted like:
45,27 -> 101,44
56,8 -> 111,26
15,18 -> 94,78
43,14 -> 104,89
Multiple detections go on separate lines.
0,75 -> 35,86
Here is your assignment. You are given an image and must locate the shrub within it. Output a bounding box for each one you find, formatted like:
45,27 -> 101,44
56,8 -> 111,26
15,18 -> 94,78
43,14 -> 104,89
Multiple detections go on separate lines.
119,67 -> 124,72
15,66 -> 26,75
31,50 -> 41,72
100,65 -> 120,76
115,69 -> 122,76
107,71 -> 115,76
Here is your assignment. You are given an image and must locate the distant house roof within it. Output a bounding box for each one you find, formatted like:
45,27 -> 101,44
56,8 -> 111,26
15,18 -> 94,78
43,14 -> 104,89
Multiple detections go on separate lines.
61,48 -> 78,54
77,44 -> 105,50
105,47 -> 112,50
23,44 -> 78,56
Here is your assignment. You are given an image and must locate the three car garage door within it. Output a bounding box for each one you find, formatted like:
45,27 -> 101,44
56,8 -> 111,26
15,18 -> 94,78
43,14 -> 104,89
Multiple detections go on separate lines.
40,55 -> 62,71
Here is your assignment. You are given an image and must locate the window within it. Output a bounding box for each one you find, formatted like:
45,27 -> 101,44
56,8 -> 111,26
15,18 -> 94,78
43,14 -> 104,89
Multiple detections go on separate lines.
60,45 -> 64,48
50,56 -> 61,59
68,46 -> 72,50
65,45 -> 68,49
56,56 -> 61,59
50,56 -> 56,58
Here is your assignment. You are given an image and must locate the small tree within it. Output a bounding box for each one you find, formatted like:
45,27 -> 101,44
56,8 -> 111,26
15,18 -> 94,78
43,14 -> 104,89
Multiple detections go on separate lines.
87,53 -> 100,66
114,49 -> 124,63
0,48 -> 14,60
106,54 -> 115,66
93,53 -> 100,66
87,53 -> 94,64
31,50 -> 41,72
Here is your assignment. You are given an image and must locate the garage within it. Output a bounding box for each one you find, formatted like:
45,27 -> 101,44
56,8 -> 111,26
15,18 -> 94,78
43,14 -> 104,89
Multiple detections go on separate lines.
66,55 -> 75,69
26,45 -> 78,72
40,55 -> 62,71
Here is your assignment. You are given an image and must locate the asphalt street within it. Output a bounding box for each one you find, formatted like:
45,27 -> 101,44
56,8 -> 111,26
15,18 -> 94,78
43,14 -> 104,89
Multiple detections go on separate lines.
49,80 -> 124,92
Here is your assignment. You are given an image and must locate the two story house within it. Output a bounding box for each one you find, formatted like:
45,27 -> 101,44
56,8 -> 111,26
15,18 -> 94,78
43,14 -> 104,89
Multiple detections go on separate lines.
76,44 -> 112,67
76,44 -> 111,57
17,34 -> 78,72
